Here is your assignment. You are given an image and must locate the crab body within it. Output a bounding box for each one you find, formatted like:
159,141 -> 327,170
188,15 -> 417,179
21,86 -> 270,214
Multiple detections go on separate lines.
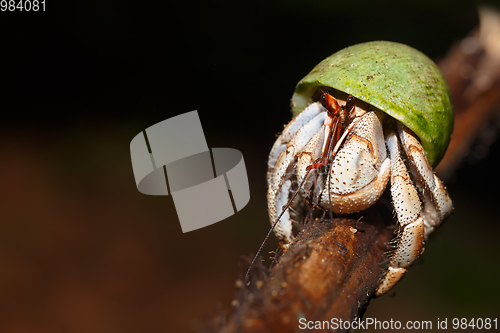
266,41 -> 453,296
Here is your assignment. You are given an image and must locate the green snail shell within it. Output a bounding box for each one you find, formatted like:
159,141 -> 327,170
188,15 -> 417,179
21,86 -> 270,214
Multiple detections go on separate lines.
291,41 -> 454,167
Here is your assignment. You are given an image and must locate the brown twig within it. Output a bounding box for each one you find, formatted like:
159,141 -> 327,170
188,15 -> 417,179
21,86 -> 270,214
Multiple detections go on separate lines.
215,203 -> 395,333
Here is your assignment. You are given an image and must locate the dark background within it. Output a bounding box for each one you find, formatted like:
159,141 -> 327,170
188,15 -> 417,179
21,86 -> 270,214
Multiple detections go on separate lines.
1,1 -> 499,332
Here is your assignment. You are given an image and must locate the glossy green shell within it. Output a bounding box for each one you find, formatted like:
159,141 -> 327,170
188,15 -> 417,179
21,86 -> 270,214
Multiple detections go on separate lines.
291,41 -> 453,167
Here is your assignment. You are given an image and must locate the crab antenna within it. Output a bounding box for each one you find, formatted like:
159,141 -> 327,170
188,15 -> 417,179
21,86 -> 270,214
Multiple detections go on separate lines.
244,168 -> 314,283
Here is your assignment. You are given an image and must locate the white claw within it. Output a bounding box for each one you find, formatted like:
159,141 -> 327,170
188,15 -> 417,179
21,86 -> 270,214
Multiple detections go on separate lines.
376,267 -> 407,296
321,112 -> 390,214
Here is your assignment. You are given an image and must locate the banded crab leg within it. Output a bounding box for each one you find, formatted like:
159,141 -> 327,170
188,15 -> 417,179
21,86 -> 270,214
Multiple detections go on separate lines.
376,130 -> 425,296
397,124 -> 453,237
267,103 -> 323,175
266,103 -> 326,245
376,126 -> 453,296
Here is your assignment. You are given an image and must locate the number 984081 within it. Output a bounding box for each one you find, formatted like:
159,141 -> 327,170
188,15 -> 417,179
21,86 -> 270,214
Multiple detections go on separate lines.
452,318 -> 497,330
1,0 -> 45,11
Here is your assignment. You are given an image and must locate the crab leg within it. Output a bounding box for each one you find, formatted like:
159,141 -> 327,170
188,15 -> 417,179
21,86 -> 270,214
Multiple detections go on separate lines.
397,124 -> 453,237
267,106 -> 326,245
267,102 -> 324,173
376,131 -> 425,296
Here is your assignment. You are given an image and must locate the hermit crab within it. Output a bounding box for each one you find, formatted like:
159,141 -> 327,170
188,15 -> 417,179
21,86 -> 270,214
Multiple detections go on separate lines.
266,41 -> 453,296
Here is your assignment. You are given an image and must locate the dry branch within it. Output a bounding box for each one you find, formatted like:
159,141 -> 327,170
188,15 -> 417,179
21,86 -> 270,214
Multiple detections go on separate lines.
217,204 -> 395,333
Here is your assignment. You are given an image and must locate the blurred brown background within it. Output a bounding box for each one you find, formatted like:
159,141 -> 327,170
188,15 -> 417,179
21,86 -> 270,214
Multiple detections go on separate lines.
1,1 -> 499,332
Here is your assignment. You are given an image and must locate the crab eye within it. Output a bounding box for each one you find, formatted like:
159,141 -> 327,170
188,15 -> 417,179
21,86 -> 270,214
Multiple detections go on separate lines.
320,93 -> 329,110
320,93 -> 340,117
345,95 -> 354,112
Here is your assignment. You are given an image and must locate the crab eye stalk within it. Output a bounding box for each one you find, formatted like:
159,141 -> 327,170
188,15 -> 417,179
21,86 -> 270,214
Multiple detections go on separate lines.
338,95 -> 354,126
345,95 -> 355,113
320,92 -> 340,117
320,93 -> 329,110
